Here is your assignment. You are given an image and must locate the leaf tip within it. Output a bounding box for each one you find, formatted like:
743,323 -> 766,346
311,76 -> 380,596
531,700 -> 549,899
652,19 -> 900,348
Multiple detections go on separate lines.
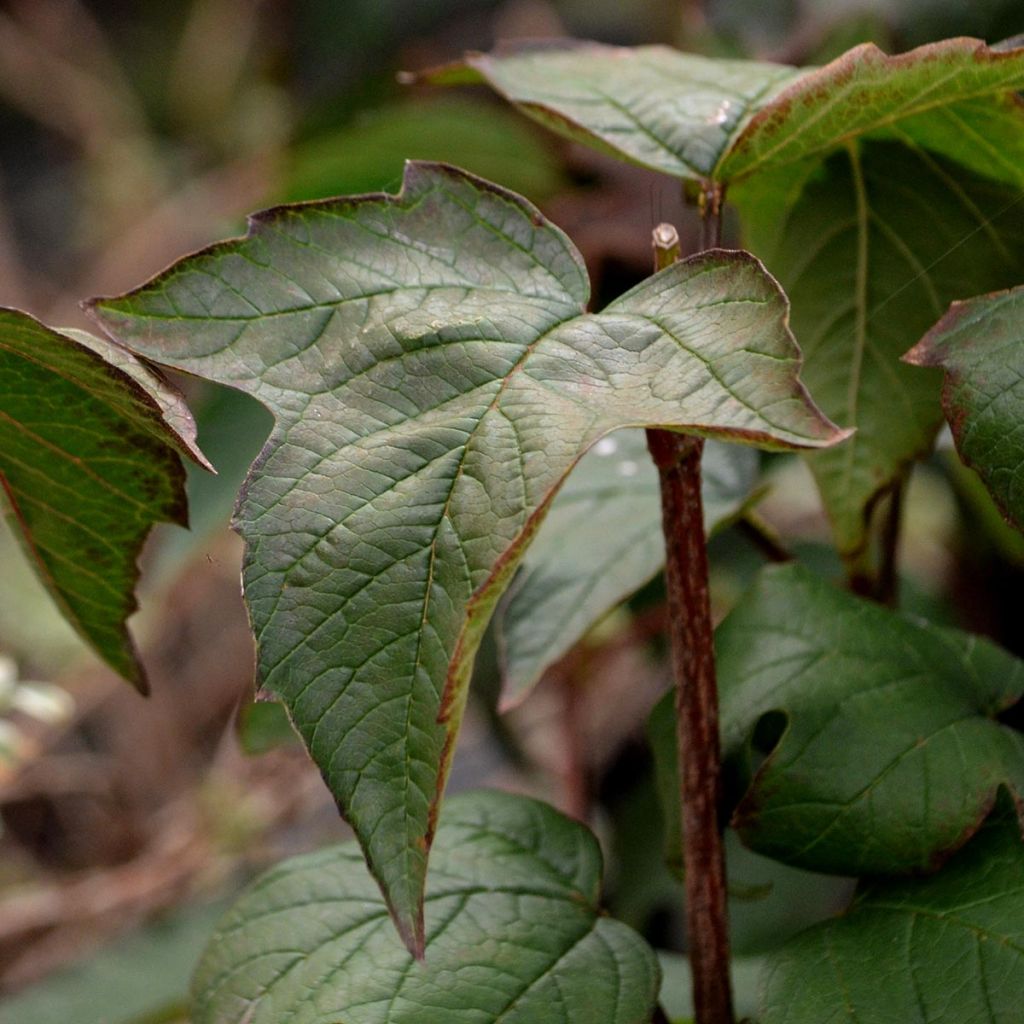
496,688 -> 527,715
112,632 -> 151,696
129,663 -> 151,697
901,304 -> 969,367
394,906 -> 427,961
402,56 -> 485,87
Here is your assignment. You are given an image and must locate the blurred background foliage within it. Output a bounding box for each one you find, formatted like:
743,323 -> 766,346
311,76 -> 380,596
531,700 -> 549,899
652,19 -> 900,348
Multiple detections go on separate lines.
0,1 -> 1023,1021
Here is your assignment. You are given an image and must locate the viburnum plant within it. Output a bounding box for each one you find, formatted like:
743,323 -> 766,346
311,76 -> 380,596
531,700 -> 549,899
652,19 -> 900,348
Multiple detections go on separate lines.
3,32 -> 1024,1024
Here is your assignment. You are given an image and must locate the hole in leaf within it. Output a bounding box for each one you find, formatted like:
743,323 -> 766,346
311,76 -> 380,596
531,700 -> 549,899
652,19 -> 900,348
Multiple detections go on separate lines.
751,710 -> 787,760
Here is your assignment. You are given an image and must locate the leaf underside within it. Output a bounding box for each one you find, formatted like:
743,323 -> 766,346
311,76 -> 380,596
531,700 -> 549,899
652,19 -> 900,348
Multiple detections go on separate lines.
443,36 -> 1024,554
905,286 -> 1024,533
442,37 -> 1024,188
422,41 -> 801,180
496,430 -> 759,707
191,790 -> 660,1024
761,810 -> 1024,1024
0,308 -> 204,690
89,161 -> 842,953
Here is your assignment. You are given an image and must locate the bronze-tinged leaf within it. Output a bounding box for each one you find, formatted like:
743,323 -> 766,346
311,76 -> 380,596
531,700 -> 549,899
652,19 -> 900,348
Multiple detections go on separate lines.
89,161 -> 843,952
0,308 -> 208,690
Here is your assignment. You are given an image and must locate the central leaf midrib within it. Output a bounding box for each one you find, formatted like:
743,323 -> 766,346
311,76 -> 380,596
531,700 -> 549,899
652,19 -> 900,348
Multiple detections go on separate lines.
401,305 -> 589,872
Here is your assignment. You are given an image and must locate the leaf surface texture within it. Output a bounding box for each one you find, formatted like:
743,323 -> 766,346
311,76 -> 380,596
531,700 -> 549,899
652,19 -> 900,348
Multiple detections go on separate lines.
905,285 -> 1024,532
192,790 -> 659,1024
89,162 -> 841,950
449,37 -> 1024,553
762,812 -> 1024,1023
0,308 -> 205,689
652,565 -> 1024,877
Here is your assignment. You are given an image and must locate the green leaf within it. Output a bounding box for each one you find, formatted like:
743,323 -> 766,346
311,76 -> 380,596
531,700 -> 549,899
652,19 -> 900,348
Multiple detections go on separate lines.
0,308 -> 208,690
650,563 -> 1024,877
496,431 -> 759,707
443,37 -> 1024,553
719,563 -> 1024,876
421,41 -> 801,181
443,38 -> 1024,187
718,38 -> 1024,182
904,286 -> 1024,533
760,809 -> 1024,1024
89,161 -> 843,951
734,141 -> 1024,554
191,790 -> 660,1024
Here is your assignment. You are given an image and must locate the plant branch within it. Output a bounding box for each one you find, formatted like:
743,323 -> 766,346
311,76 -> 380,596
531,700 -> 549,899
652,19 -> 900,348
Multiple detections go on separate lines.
699,183 -> 725,249
845,474 -> 906,605
646,220 -> 734,1024
876,475 -> 905,606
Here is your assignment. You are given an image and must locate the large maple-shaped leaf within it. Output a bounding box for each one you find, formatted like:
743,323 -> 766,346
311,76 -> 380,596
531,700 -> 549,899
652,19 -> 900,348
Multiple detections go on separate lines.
0,308 -> 208,690
438,38 -> 1024,555
650,564 -> 1024,877
192,790 -> 659,1024
88,162 -> 842,952
905,286 -> 1024,533
496,431 -> 759,707
761,810 -> 1024,1024
734,142 -> 1024,553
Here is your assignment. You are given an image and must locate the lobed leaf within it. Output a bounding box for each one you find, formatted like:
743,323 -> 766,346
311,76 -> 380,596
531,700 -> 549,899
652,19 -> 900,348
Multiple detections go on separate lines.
442,37 -> 1024,555
650,564 -> 1024,878
761,810 -> 1024,1023
0,308 -> 207,690
191,790 -> 660,1024
88,161 -> 843,952
904,285 -> 1024,532
496,431 -> 759,707
719,564 -> 1024,875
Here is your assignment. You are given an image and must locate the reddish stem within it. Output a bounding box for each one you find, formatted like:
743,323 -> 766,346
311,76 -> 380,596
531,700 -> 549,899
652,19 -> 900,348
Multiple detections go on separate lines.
646,221 -> 734,1024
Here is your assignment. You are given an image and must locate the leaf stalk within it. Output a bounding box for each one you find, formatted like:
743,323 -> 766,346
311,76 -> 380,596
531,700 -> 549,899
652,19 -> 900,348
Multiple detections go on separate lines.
845,474 -> 906,605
